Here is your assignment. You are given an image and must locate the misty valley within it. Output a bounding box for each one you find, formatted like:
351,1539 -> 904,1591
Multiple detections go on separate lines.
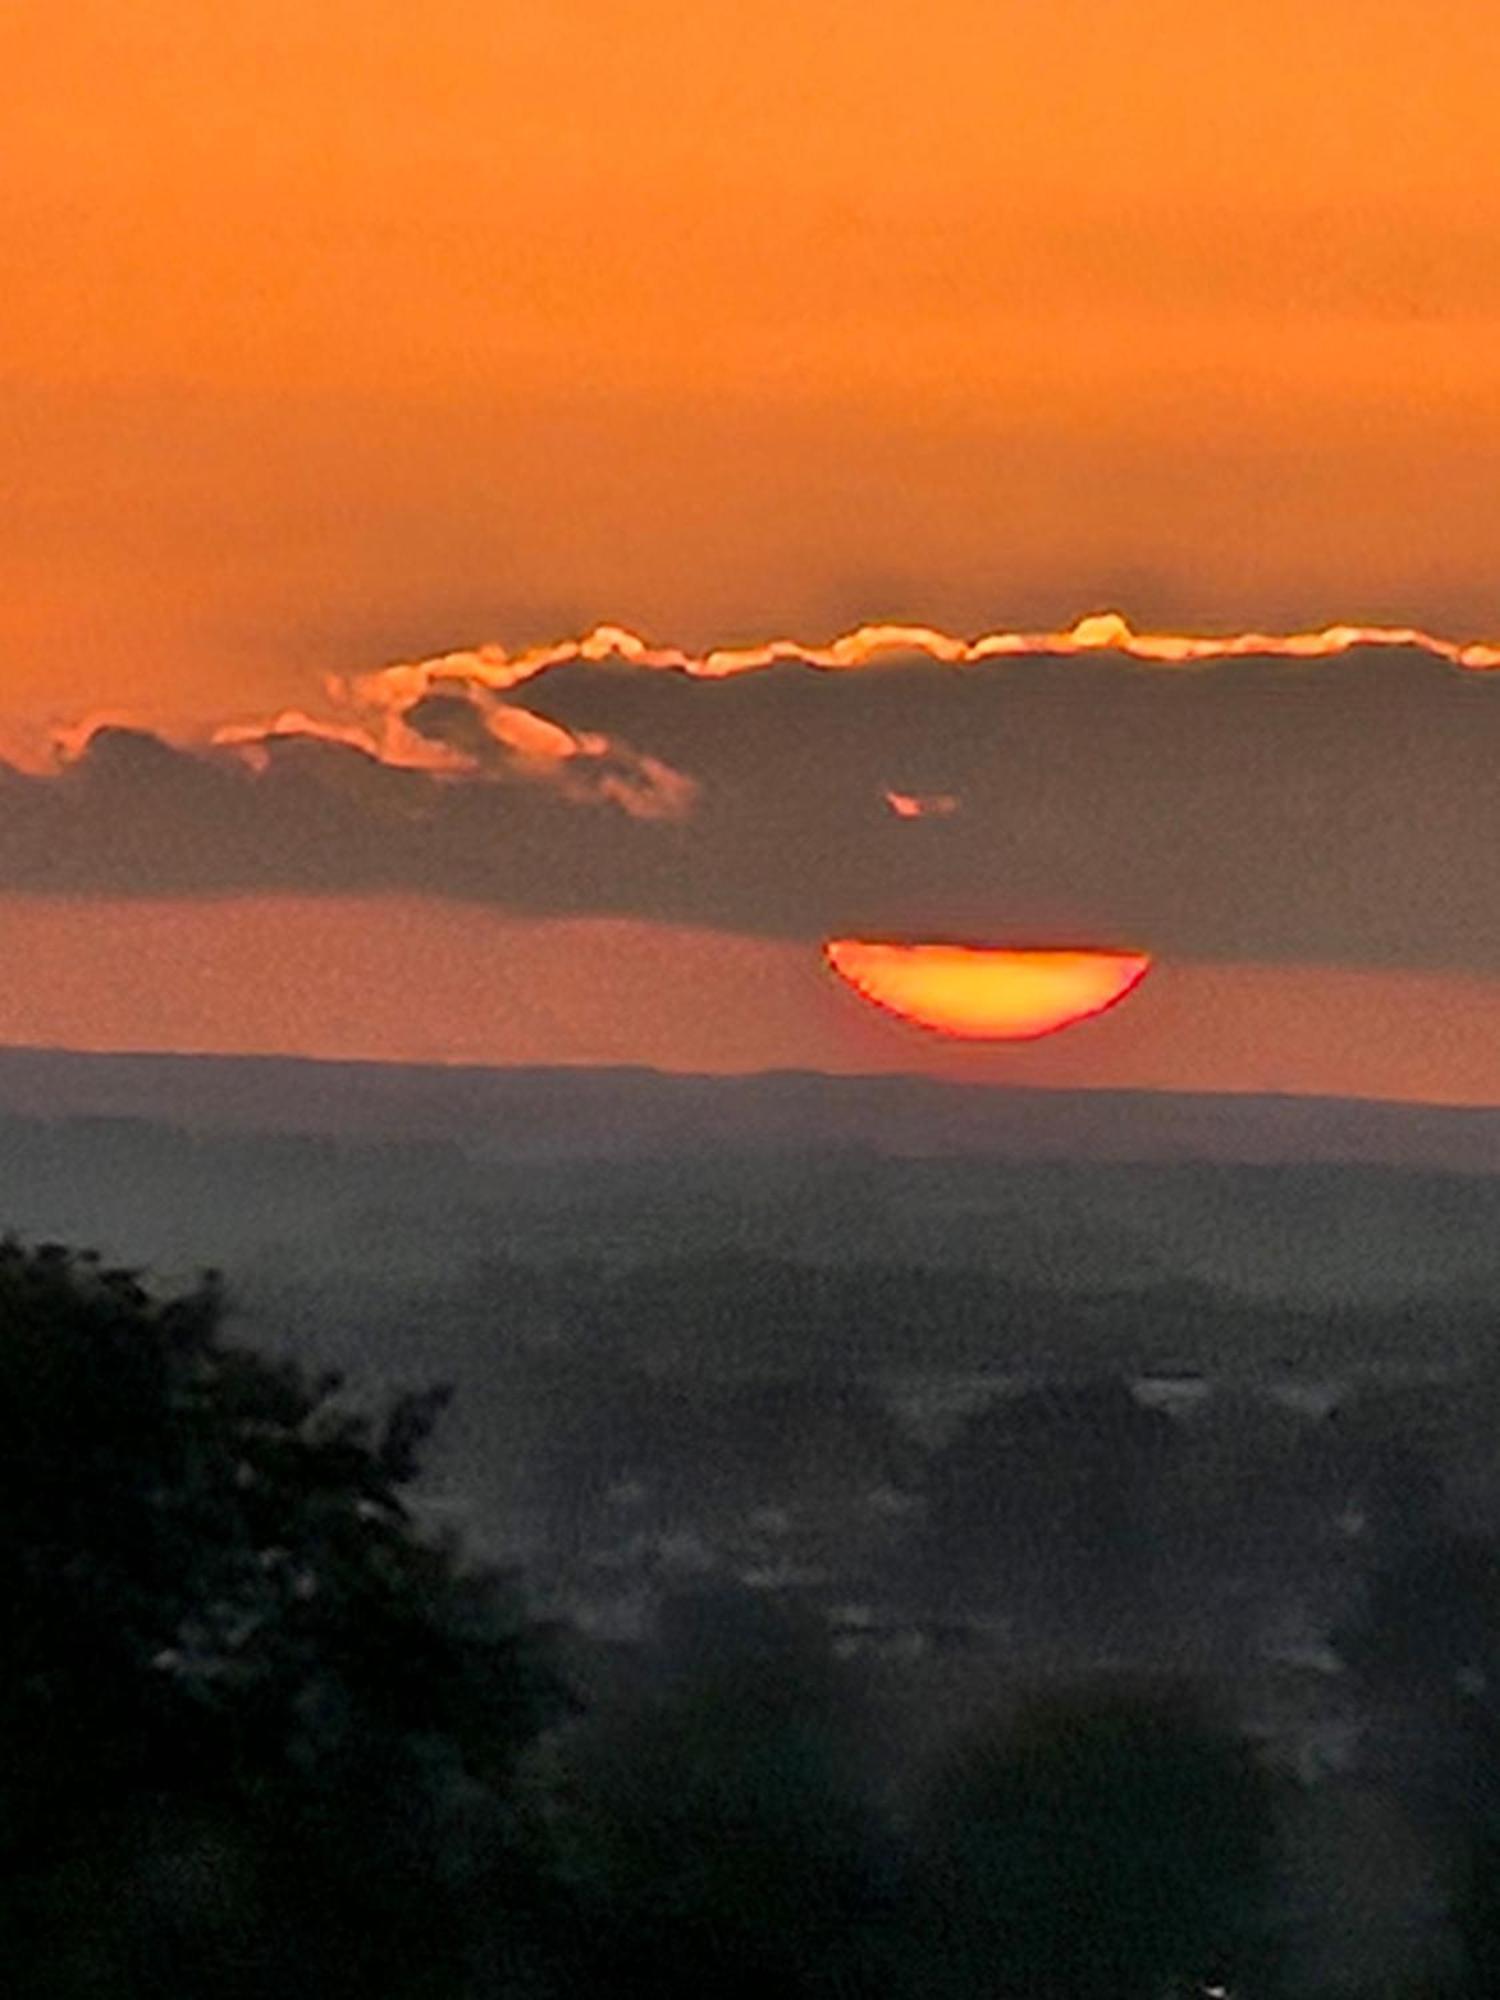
6,1064 -> 1500,1995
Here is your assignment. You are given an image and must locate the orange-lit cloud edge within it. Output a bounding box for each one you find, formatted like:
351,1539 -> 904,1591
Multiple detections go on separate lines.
313,609 -> 1500,772
824,940 -> 1152,1041
367,608 -> 1500,692
11,609 -> 1500,781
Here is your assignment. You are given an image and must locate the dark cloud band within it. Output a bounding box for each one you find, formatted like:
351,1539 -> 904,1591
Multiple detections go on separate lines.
2,641 -> 1497,972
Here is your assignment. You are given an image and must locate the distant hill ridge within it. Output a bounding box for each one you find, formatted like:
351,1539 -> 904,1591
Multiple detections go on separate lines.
0,1044 -> 1498,1171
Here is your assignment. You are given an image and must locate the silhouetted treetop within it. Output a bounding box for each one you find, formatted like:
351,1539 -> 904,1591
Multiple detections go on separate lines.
0,1237 -> 573,1994
908,1679 -> 1280,2000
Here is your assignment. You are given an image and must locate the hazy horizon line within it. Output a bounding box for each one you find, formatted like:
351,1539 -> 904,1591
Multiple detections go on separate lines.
5,1038 -> 1500,1118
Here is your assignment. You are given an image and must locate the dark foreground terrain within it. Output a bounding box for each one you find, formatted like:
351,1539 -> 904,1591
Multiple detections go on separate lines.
6,1058 -> 1500,1994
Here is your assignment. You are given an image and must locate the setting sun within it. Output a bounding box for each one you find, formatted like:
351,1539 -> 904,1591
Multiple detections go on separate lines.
823,940 -> 1152,1041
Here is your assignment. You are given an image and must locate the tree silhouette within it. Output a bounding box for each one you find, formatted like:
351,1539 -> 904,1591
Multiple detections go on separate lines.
905,1679 -> 1281,1999
0,1238 -> 573,1996
540,1582 -> 903,1996
917,1378 -> 1178,1657
1339,1531 -> 1500,1996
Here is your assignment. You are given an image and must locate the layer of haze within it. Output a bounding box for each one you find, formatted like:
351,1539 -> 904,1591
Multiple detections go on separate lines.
3,895 -> 1500,1106
7,0 -> 1500,724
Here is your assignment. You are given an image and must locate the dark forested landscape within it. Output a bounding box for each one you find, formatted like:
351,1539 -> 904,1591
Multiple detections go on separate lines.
7,1058 -> 1500,1995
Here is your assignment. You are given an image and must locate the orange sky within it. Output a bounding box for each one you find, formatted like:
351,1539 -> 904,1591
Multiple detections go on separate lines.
6,2 -> 1500,1097
8,0 -> 1500,723
0,894 -> 1495,1108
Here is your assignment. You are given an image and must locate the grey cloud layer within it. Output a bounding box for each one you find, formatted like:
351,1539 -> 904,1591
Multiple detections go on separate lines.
3,647 -> 1497,970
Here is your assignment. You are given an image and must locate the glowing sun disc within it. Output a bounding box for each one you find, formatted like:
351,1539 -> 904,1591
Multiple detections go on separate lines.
823,939 -> 1151,1040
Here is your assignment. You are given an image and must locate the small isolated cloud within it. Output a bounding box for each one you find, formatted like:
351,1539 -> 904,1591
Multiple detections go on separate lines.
884,790 -> 961,819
